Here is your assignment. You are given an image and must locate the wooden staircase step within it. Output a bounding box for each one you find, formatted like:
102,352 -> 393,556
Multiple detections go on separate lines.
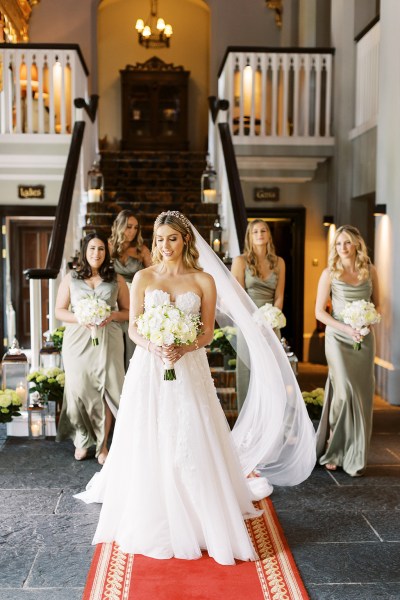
87,201 -> 218,216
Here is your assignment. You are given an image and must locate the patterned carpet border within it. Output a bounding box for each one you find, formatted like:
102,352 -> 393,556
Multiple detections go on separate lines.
83,496 -> 309,600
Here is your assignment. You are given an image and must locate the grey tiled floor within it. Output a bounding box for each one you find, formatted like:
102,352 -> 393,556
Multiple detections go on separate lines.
1,377 -> 400,599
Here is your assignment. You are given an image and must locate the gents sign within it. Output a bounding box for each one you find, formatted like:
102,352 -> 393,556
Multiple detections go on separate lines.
18,185 -> 45,199
254,187 -> 280,202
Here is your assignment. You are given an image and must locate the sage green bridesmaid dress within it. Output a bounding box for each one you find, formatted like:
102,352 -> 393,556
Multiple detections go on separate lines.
316,278 -> 375,476
236,268 -> 279,411
114,256 -> 144,370
57,274 -> 125,456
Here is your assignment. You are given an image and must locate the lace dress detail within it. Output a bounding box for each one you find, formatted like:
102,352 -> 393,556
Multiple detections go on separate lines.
75,289 -> 271,565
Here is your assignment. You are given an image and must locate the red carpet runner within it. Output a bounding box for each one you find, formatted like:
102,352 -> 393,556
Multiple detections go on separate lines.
82,496 -> 309,600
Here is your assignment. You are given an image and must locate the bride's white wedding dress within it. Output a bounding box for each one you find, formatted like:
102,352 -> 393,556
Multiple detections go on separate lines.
75,289 -> 271,565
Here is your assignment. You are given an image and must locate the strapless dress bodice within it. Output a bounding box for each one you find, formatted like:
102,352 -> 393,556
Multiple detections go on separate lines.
144,289 -> 201,316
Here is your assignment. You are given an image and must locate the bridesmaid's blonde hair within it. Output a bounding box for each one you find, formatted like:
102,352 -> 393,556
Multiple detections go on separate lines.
108,210 -> 144,259
243,219 -> 278,278
329,225 -> 370,281
152,211 -> 203,271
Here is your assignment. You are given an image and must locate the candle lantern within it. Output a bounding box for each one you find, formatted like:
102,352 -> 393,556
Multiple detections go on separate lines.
210,217 -> 223,254
39,344 -> 61,369
201,155 -> 219,204
1,338 -> 29,408
281,338 -> 299,377
87,160 -> 104,203
28,400 -> 46,439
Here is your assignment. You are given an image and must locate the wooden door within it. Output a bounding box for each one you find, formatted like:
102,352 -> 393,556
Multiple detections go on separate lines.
9,218 -> 54,349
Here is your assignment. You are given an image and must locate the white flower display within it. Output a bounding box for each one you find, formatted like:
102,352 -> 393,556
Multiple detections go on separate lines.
74,294 -> 111,346
256,302 -> 286,330
136,302 -> 202,380
340,299 -> 381,350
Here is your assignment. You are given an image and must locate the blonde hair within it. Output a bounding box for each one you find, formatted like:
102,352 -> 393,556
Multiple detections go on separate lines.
243,219 -> 278,278
152,211 -> 202,271
108,210 -> 144,259
329,225 -> 370,281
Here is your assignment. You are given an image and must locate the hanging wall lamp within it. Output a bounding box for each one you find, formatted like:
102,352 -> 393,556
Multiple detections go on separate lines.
374,204 -> 386,216
323,215 -> 334,226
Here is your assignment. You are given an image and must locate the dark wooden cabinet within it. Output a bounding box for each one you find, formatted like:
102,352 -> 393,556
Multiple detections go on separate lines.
120,57 -> 190,150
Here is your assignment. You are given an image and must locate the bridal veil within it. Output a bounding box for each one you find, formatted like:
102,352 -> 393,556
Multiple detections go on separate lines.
194,225 -> 316,486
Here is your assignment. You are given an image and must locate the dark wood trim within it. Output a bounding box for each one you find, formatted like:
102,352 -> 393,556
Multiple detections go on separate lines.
0,207 -> 56,354
0,43 -> 89,76
24,120 -> 86,280
208,96 -> 229,124
218,122 -> 247,250
218,46 -> 335,78
246,206 -> 306,361
354,15 -> 380,43
74,94 -> 99,123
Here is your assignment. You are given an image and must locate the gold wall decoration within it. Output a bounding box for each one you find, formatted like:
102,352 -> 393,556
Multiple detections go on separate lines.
0,0 -> 40,42
266,0 -> 283,28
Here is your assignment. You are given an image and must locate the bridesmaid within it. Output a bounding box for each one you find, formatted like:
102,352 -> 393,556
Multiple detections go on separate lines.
56,232 -> 129,464
231,220 -> 285,411
108,210 -> 151,369
315,225 -> 380,476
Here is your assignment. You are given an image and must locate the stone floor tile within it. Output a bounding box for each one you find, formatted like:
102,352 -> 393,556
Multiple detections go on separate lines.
291,542 -> 400,585
0,589 -> 83,600
276,510 -> 379,543
272,484 -> 400,513
0,489 -> 61,516
56,488 -> 102,515
0,514 -> 99,549
362,511 -> 400,541
307,582 -> 400,600
25,545 -> 94,588
0,547 -> 38,588
326,465 -> 400,486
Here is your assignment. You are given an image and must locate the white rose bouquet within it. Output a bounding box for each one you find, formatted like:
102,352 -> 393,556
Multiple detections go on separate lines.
0,389 -> 22,424
74,294 -> 111,346
340,299 -> 381,350
256,302 -> 286,330
136,302 -> 202,381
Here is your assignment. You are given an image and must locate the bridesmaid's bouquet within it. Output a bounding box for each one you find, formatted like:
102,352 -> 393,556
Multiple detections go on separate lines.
136,302 -> 202,381
74,294 -> 111,346
256,302 -> 286,329
340,299 -> 381,350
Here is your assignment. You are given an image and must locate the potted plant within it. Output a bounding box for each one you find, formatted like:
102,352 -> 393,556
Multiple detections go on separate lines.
301,388 -> 324,422
210,327 -> 237,370
0,389 -> 23,424
27,367 -> 65,424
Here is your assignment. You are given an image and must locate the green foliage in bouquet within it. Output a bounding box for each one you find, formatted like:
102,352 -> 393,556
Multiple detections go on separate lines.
49,326 -> 65,352
301,387 -> 324,420
27,367 -> 65,404
0,389 -> 23,423
210,327 -> 237,358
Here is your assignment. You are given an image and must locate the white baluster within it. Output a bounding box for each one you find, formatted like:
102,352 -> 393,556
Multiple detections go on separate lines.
314,54 -> 322,137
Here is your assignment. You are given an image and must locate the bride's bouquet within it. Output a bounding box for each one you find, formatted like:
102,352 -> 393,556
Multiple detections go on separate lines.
340,299 -> 381,350
74,294 -> 111,346
136,302 -> 202,380
256,302 -> 286,330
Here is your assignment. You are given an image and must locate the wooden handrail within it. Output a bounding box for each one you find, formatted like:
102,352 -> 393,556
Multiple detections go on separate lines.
218,122 -> 247,251
24,120 -> 86,280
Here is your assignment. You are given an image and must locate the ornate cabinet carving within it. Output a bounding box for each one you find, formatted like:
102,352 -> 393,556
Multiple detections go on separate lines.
120,56 -> 190,150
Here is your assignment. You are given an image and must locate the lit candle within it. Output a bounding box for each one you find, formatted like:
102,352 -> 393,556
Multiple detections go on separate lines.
203,189 -> 217,203
88,189 -> 102,203
31,421 -> 41,437
213,239 -> 221,253
16,382 -> 27,405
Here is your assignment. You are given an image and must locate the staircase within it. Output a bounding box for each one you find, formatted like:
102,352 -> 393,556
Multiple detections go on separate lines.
84,149 -> 238,426
84,150 -> 219,244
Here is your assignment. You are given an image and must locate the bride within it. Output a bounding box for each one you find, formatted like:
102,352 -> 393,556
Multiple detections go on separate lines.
75,211 -> 316,566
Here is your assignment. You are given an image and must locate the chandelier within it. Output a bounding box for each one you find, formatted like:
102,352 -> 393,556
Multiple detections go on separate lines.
135,0 -> 173,48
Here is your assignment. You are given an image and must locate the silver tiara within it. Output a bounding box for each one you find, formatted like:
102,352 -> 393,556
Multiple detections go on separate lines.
154,211 -> 192,232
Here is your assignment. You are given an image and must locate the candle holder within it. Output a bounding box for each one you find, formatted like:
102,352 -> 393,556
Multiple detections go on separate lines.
201,155 -> 219,204
28,401 -> 46,439
87,160 -> 104,203
210,217 -> 223,254
1,338 -> 29,403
